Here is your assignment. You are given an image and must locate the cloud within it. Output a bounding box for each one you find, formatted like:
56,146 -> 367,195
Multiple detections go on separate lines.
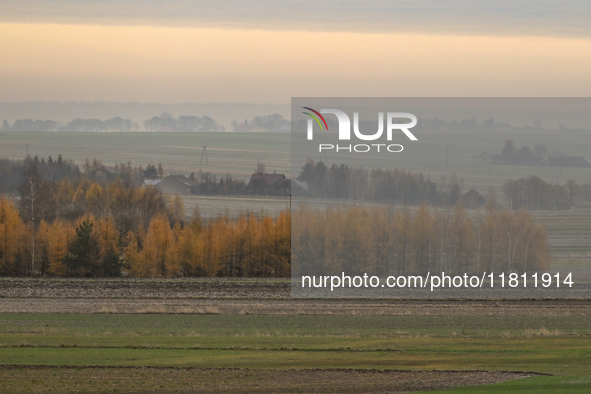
1,1 -> 591,37
2,24 -> 591,103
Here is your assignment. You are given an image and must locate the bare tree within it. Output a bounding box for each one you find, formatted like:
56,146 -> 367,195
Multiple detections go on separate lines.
19,159 -> 41,274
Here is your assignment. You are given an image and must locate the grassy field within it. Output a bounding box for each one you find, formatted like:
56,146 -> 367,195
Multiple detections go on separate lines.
1,313 -> 591,392
179,195 -> 290,219
0,131 -> 292,178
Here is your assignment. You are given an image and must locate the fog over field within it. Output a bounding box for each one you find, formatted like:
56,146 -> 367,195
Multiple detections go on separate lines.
0,102 -> 290,131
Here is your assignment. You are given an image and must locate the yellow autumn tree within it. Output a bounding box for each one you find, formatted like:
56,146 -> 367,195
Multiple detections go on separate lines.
168,195 -> 185,225
164,222 -> 182,276
411,204 -> 433,275
0,197 -> 25,274
124,231 -> 142,277
94,215 -> 121,276
47,220 -> 75,276
86,182 -> 106,217
177,224 -> 202,276
140,214 -> 173,277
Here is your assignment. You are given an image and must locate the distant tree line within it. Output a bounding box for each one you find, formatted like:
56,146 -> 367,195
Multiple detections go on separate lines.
144,112 -> 223,132
0,155 -> 80,196
297,159 -> 591,211
0,155 -> 288,201
0,112 -> 224,132
293,203 -> 550,277
5,119 -> 59,132
65,117 -> 139,132
291,116 -> 512,135
476,140 -> 549,165
232,114 -> 289,132
297,159 -> 486,208
185,167 -> 289,197
476,140 -> 590,168
1,117 -> 140,132
293,116 -> 586,135
504,176 -> 591,210
188,169 -> 247,195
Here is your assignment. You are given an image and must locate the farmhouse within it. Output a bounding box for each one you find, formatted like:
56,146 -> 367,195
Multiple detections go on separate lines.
248,172 -> 290,195
155,175 -> 197,195
249,172 -> 285,186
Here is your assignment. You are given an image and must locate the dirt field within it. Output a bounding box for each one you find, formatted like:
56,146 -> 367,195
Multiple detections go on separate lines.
0,278 -> 290,299
2,278 -> 591,393
0,366 -> 537,394
1,278 -> 590,317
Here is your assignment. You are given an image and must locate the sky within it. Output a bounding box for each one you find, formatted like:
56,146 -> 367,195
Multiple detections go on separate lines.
1,1 -> 591,104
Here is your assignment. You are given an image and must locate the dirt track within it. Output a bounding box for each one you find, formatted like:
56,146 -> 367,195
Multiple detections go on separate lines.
1,278 -> 590,316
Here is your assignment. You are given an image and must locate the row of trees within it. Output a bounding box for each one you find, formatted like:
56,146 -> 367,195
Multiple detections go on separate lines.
476,140 -> 571,166
1,157 -> 288,221
297,159 -> 485,208
1,118 -> 139,132
503,176 -> 591,210
0,155 -> 79,195
292,202 -> 550,277
0,195 -> 290,278
126,210 -> 290,278
188,170 -> 248,195
1,156 -> 158,197
0,155 -> 290,277
18,172 -> 174,235
3,119 -> 59,132
476,140 -> 550,166
143,112 -> 223,132
231,114 -> 289,132
65,117 -> 139,132
291,116 -> 512,135
298,159 -> 591,211
1,113 -> 223,132
2,192 -> 550,279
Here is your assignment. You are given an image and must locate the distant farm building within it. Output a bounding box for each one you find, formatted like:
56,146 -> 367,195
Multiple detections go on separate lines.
547,156 -> 591,168
248,172 -> 290,195
143,179 -> 162,187
91,166 -> 117,181
155,175 -> 197,195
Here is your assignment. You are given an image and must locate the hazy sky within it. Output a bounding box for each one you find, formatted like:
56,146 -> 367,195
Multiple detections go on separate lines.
1,1 -> 591,103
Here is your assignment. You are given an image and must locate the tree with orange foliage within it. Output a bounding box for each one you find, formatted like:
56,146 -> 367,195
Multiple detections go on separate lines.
0,197 -> 25,275
94,215 -> 121,276
138,214 -> 173,277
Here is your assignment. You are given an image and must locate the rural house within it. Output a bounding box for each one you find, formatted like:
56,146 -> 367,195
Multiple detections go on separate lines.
248,172 -> 290,195
155,175 -> 197,195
